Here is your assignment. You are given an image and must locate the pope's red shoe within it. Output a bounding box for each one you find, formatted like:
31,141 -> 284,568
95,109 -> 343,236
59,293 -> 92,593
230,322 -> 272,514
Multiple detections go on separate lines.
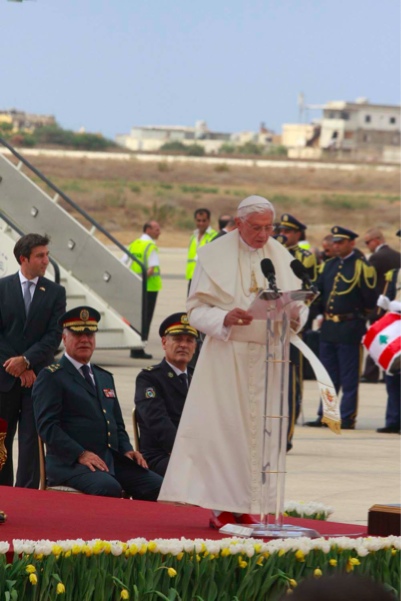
209,511 -> 236,529
235,513 -> 260,525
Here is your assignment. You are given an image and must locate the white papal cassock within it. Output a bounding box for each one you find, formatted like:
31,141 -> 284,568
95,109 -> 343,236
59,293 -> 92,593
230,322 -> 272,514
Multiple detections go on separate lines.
158,230 -> 307,514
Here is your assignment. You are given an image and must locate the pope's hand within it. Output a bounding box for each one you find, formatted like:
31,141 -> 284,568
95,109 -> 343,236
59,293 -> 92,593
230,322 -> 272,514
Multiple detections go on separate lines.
224,308 -> 253,328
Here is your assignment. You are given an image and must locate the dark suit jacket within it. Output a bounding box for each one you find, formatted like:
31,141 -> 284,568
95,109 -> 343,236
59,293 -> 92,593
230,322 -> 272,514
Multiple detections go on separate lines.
32,355 -> 133,485
0,273 -> 66,393
134,358 -> 193,466
368,245 -> 401,295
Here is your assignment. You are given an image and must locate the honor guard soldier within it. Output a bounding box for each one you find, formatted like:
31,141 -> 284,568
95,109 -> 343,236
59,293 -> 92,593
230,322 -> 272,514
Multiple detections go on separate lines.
278,214 -> 319,449
305,226 -> 377,429
134,313 -> 198,476
33,306 -> 162,499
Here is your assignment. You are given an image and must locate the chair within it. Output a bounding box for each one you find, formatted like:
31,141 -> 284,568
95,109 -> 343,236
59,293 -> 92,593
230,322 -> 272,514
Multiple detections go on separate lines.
38,436 -> 83,493
132,408 -> 140,451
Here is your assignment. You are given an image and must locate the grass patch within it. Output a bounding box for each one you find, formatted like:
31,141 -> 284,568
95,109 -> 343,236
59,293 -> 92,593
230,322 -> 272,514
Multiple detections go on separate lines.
180,185 -> 219,194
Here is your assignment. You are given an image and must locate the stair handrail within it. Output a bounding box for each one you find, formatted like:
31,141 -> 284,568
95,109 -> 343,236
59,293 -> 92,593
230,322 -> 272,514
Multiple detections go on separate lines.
0,137 -> 148,339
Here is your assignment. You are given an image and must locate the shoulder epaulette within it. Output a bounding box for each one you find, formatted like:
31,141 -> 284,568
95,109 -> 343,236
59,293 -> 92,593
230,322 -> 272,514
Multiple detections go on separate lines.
95,365 -> 113,375
45,363 -> 62,373
385,269 -> 396,282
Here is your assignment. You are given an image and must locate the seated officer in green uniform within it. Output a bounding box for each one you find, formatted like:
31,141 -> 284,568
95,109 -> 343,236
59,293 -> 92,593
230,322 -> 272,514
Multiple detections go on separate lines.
134,313 -> 198,476
32,306 -> 162,499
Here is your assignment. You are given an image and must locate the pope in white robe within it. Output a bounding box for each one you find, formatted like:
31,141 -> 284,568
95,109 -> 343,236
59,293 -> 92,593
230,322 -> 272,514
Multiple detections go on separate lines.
158,196 -> 307,518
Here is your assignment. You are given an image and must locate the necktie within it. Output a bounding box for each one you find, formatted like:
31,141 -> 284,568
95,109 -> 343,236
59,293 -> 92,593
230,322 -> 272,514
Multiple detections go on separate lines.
23,280 -> 34,316
178,373 -> 188,389
81,364 -> 95,389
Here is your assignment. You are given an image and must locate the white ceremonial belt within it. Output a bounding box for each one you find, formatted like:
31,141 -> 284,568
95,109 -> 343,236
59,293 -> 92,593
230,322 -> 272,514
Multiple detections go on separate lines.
229,321 -> 266,344
290,333 -> 341,434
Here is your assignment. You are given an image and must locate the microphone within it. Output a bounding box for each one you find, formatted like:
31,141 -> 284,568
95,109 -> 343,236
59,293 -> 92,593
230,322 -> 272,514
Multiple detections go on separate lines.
290,259 -> 317,292
260,258 -> 279,293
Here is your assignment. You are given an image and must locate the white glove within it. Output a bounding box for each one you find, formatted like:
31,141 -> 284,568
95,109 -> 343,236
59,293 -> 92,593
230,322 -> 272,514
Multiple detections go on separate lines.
377,295 -> 390,311
388,300 -> 401,313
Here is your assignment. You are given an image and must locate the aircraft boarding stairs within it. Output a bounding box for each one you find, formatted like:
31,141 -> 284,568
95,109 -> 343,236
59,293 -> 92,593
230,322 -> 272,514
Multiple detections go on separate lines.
0,138 -> 147,351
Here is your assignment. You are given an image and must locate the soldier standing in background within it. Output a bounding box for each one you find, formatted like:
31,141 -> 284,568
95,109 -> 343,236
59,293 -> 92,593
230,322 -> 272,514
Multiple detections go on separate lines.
305,226 -> 377,430
278,214 -> 318,449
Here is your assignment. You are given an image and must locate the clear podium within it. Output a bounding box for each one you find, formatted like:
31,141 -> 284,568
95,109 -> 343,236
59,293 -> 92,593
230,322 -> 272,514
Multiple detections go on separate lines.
222,288 -> 319,539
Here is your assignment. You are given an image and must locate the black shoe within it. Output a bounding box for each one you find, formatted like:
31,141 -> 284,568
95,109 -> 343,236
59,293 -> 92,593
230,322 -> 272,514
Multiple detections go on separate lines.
130,349 -> 153,359
360,376 -> 378,383
304,418 -> 325,428
341,422 -> 355,430
376,426 -> 400,434
286,442 -> 293,452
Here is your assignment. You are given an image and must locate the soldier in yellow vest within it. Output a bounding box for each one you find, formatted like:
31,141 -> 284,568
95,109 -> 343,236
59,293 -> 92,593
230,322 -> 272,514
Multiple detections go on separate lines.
123,221 -> 162,359
186,208 -> 217,294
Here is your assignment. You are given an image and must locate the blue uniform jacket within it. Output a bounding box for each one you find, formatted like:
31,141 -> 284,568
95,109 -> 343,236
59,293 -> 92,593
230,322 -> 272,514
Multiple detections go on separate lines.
315,253 -> 377,344
134,358 -> 193,467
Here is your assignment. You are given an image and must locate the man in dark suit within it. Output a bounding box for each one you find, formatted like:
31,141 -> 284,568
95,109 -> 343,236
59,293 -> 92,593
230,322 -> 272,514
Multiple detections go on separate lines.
361,228 -> 401,383
134,313 -> 198,476
0,233 -> 66,488
32,306 -> 162,498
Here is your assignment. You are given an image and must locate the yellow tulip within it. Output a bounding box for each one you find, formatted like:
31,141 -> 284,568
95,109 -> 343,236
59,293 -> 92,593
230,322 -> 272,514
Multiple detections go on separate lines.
289,579 -> 297,588
329,559 -> 337,567
56,583 -> 66,595
313,568 -> 323,578
295,550 -> 305,562
167,567 -> 177,578
26,565 -> 36,574
120,590 -> 129,600
29,574 -> 38,585
148,541 -> 157,552
176,552 -> 184,561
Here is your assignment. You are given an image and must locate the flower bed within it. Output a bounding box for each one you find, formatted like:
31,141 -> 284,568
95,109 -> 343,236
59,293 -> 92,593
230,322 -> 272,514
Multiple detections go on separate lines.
0,536 -> 399,600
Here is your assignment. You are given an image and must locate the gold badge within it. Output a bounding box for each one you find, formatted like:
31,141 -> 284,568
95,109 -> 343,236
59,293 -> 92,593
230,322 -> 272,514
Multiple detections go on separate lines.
168,372 -> 174,378
80,309 -> 90,322
283,214 -> 288,221
181,315 -> 189,325
39,287 -> 46,291
333,227 -> 338,233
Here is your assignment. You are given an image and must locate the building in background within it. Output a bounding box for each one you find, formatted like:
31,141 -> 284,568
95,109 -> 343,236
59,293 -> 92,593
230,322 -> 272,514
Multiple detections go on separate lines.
283,98 -> 400,163
0,109 -> 56,133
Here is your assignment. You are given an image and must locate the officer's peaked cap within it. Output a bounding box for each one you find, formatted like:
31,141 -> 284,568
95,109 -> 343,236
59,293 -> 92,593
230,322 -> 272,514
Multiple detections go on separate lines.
279,214 -> 307,231
331,226 -> 358,241
159,312 -> 198,338
59,306 -> 101,333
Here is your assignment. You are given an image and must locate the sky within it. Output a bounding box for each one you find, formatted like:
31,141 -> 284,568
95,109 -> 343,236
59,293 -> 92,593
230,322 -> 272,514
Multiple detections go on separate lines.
1,0 -> 400,141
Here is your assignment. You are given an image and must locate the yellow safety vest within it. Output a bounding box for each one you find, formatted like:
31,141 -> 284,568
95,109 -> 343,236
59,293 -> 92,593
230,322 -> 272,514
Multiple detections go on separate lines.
127,239 -> 162,292
186,228 -> 217,280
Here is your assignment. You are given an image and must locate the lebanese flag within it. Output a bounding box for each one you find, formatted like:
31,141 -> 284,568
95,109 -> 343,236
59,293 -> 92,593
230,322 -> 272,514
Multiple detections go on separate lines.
363,312 -> 401,373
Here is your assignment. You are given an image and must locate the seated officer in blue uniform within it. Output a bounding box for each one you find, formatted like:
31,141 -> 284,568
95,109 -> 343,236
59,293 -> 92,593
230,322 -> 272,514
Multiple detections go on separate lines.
305,226 -> 377,429
32,306 -> 162,499
134,313 -> 198,476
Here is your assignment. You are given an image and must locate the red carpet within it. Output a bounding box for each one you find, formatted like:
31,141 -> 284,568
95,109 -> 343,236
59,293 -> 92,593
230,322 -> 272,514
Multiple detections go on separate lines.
0,487 -> 366,551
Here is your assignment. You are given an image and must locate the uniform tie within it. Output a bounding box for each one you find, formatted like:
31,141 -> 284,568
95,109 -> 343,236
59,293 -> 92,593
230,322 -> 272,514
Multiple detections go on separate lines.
23,280 -> 34,316
178,373 -> 188,389
81,364 -> 95,389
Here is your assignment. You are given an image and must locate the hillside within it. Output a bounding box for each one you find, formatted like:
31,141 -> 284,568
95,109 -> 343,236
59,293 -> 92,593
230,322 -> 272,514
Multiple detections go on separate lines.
14,153 -> 401,249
